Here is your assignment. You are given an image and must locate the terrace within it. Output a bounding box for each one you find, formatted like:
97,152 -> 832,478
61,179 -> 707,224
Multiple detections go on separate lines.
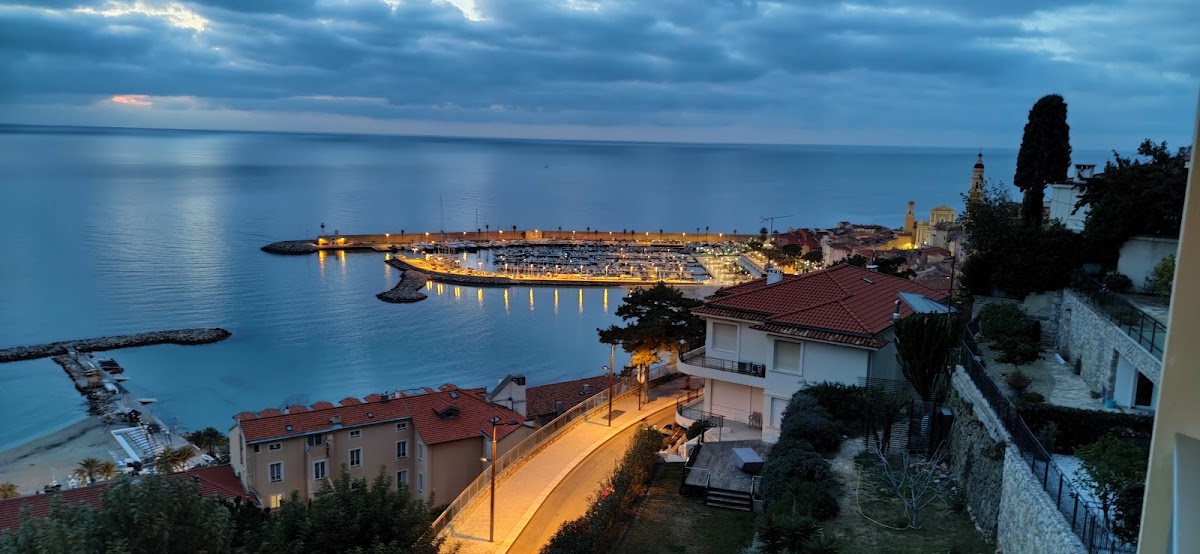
679,347 -> 766,379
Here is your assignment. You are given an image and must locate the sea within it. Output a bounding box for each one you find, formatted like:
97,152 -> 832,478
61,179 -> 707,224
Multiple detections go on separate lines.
0,124 -> 1110,451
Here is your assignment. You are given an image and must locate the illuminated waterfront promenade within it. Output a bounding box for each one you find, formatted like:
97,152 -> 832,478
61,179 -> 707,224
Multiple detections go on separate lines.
263,228 -> 753,254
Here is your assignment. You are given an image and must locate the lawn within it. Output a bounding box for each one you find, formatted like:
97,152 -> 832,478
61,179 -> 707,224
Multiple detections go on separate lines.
822,451 -> 993,554
617,463 -> 756,554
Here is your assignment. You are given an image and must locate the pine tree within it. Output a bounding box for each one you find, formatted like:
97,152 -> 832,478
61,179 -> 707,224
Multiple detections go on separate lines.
1014,94 -> 1072,228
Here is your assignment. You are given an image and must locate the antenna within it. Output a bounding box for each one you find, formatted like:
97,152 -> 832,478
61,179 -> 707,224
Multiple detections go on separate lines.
760,214 -> 795,236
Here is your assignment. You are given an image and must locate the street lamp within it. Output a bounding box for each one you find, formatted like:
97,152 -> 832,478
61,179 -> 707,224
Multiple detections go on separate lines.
484,416 -> 521,542
603,342 -> 616,426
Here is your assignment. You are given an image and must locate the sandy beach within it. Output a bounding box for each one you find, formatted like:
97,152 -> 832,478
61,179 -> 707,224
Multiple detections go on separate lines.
0,417 -> 121,497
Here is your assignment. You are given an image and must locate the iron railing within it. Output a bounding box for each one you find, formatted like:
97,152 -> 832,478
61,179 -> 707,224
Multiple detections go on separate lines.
680,347 -> 766,377
960,322 -> 1134,553
1069,270 -> 1166,360
427,361 -> 677,538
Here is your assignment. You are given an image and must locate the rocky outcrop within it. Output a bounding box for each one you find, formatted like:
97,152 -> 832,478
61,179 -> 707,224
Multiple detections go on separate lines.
0,328 -> 232,363
261,240 -> 317,255
377,266 -> 429,303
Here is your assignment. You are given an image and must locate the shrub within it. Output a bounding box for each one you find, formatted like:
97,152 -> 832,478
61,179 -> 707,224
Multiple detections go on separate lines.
979,302 -> 1028,340
804,382 -> 867,430
784,480 -> 840,521
1104,272 -> 1134,292
1004,370 -> 1032,392
1077,436 -> 1149,545
1020,391 -> 1045,403
685,420 -> 712,440
802,531 -> 846,554
779,393 -> 842,453
1035,421 -> 1060,453
996,335 -> 1039,365
756,511 -> 819,554
958,254 -> 994,296
1016,403 -> 1154,454
1151,255 -> 1175,296
760,437 -> 830,501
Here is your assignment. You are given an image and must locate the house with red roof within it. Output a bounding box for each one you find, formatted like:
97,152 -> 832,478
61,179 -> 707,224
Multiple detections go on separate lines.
0,465 -> 250,533
678,263 -> 948,443
229,384 -> 532,508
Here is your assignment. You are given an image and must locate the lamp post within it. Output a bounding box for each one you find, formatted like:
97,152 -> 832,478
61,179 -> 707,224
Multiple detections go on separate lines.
604,342 -> 616,426
485,417 -> 521,542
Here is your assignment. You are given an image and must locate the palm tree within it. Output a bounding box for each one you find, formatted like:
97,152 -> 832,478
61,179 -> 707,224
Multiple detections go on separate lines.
76,457 -> 103,484
97,460 -> 120,481
153,446 -> 197,474
186,427 -> 225,457
0,482 -> 19,499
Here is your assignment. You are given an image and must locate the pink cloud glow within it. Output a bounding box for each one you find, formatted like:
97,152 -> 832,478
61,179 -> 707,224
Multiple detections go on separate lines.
111,94 -> 152,107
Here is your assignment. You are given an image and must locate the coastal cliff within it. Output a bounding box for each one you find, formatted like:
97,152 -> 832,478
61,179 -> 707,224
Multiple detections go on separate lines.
377,263 -> 429,303
0,328 -> 233,363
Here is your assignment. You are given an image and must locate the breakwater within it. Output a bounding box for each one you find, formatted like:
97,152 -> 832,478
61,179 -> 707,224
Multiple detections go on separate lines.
0,328 -> 232,363
377,266 -> 430,303
262,240 -> 318,254
385,257 -> 699,288
262,229 -> 753,255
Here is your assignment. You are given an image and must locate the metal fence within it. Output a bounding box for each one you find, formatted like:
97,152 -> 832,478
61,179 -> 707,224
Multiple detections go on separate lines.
960,322 -> 1134,553
427,361 -> 677,538
680,347 -> 766,377
1069,270 -> 1166,359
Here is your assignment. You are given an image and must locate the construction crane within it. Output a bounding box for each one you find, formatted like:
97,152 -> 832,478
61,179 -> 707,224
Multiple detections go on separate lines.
760,214 -> 795,238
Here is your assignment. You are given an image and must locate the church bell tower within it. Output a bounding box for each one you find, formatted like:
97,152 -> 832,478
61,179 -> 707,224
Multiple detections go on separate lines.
968,152 -> 985,205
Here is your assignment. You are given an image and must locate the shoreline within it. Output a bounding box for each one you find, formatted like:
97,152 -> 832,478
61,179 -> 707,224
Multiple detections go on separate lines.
386,256 -> 709,289
0,417 -> 118,496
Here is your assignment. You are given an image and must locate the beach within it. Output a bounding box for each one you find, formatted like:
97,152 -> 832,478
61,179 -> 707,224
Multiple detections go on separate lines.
0,417 -> 120,496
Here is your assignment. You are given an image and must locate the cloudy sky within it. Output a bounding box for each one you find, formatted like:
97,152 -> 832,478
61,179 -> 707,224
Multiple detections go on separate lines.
0,0 -> 1195,148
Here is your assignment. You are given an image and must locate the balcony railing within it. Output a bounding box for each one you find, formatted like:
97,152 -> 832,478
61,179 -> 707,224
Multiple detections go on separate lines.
1069,270 -> 1166,360
680,348 -> 766,378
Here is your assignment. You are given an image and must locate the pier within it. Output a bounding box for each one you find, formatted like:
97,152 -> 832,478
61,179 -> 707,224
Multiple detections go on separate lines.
0,328 -> 232,364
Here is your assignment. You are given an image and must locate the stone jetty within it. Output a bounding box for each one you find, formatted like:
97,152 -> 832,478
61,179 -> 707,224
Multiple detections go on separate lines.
377,264 -> 429,303
0,328 -> 232,363
262,240 -> 318,255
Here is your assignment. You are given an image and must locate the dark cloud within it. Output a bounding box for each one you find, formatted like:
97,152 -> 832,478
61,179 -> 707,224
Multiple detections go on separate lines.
0,0 -> 1194,147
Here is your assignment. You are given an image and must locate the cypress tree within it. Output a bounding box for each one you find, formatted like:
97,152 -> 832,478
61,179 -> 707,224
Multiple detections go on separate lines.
1014,94 -> 1072,228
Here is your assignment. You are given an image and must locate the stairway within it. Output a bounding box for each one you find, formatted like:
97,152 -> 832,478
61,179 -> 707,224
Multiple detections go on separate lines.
125,428 -> 165,459
705,488 -> 753,511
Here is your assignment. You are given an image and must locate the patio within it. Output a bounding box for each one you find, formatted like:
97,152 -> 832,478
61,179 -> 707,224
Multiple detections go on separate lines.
684,440 -> 768,494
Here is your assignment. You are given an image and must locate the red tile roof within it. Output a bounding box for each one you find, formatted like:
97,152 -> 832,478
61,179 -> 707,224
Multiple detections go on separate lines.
526,375 -> 618,418
0,465 -> 250,532
234,384 -> 527,445
698,264 -> 946,347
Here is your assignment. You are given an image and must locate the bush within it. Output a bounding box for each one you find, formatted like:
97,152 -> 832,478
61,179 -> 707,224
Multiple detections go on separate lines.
1150,255 -> 1175,296
779,393 -> 843,453
1004,370 -> 1032,392
784,480 -> 840,520
979,303 -> 1028,340
685,420 -> 712,440
1104,272 -> 1134,292
996,335 -> 1039,365
1016,403 -> 1154,454
804,383 -> 867,431
958,254 -> 994,296
1020,391 -> 1045,403
760,437 -> 831,501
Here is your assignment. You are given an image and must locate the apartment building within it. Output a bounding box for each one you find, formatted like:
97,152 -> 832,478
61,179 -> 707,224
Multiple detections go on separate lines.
229,383 -> 532,507
678,263 -> 947,443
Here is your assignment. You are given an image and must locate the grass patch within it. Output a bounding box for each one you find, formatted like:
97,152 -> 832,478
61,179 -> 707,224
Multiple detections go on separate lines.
823,453 -> 992,554
617,463 -> 755,554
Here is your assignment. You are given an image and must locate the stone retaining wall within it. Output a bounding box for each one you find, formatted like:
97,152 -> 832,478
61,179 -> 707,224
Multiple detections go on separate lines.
0,328 -> 232,363
1057,288 -> 1162,392
997,446 -> 1087,553
946,368 -> 1007,542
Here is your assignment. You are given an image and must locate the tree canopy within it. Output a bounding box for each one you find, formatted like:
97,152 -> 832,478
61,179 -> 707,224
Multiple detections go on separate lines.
894,312 -> 958,402
1014,94 -> 1072,228
1076,140 -> 1192,267
597,282 -> 703,370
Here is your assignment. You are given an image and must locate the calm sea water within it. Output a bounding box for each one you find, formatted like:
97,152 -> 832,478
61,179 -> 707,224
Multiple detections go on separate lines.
0,125 -> 1108,450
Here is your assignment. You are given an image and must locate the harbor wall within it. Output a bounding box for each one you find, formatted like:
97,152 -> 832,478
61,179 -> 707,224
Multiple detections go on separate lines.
0,328 -> 232,363
384,258 -> 703,289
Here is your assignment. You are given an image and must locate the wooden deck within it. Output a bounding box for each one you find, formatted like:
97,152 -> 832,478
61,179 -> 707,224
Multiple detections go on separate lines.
685,440 -> 770,493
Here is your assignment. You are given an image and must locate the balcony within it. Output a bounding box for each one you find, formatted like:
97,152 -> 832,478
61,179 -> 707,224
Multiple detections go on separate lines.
679,347 -> 766,388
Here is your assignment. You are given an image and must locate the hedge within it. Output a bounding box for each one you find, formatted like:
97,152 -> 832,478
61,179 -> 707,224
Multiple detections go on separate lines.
541,426 -> 663,554
779,392 -> 843,453
1017,403 -> 1154,455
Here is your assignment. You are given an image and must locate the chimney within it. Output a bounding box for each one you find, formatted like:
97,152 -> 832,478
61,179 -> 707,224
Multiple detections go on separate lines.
330,415 -> 341,425
765,264 -> 783,285
892,299 -> 901,321
1075,164 -> 1096,181
582,384 -> 592,395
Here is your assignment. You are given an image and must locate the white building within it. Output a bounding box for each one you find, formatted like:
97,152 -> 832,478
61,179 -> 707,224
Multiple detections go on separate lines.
677,264 -> 949,443
1047,163 -> 1099,231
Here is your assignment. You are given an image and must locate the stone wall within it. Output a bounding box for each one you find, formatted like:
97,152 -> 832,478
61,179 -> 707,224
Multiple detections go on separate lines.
945,369 -> 1007,542
996,446 -> 1087,553
973,291 -> 1063,348
1117,235 -> 1178,292
1057,289 -> 1162,392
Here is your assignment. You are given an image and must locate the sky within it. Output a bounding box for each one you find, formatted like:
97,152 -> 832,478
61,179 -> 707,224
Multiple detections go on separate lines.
0,0 -> 1196,148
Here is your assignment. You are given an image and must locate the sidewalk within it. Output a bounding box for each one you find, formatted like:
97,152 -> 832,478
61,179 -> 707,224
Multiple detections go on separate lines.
443,379 -> 689,554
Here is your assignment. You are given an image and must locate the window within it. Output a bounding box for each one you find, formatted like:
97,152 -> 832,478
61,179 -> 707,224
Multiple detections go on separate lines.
395,422 -> 408,431
773,341 -> 802,374
268,494 -> 283,508
712,323 -> 737,352
268,443 -> 282,451
417,442 -> 424,461
313,460 -> 327,481
306,435 -> 323,447
269,462 -> 283,483
397,470 -> 409,488
417,472 -> 424,493
396,440 -> 408,459
349,430 -> 361,439
253,445 -> 260,453
349,448 -> 362,468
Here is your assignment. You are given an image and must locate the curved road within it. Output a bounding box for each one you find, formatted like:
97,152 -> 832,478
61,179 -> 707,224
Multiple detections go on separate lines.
506,409 -> 676,553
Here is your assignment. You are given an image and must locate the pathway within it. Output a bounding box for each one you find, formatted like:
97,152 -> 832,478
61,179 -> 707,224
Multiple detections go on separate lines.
442,380 -> 688,554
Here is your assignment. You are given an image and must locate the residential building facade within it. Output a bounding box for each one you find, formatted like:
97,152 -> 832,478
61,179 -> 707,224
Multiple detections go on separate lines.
678,264 -> 947,443
229,384 -> 532,507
